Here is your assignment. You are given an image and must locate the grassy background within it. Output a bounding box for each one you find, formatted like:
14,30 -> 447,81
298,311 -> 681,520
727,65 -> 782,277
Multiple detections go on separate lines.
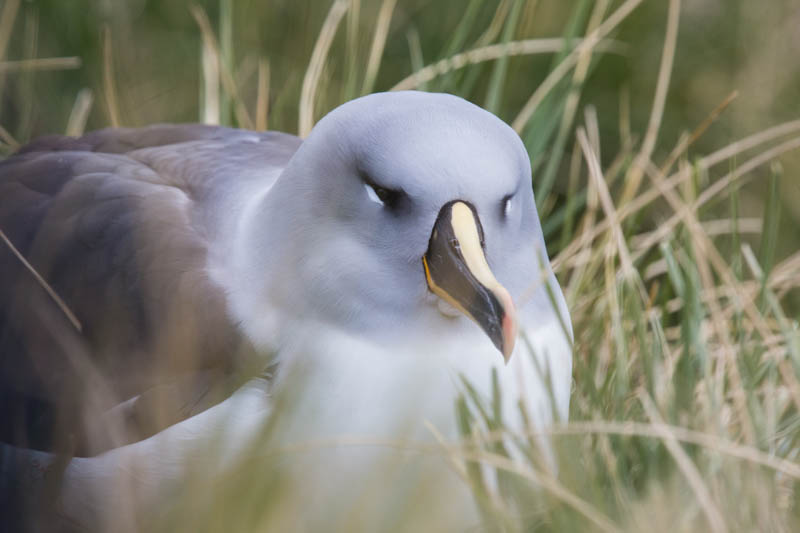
3,0 -> 800,259
3,0 -> 800,531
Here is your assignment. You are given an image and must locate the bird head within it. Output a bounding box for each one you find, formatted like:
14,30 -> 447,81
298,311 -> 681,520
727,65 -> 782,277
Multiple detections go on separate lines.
251,91 -> 556,362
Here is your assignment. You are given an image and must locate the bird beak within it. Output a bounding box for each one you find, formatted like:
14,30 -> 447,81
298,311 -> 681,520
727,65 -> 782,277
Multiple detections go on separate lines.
422,201 -> 518,362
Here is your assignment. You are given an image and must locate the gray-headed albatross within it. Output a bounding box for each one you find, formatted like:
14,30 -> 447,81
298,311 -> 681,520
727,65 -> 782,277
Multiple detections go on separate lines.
0,91 -> 572,530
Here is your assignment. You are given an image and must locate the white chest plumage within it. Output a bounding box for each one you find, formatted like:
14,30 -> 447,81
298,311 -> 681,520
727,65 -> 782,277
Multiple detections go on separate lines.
48,318 -> 570,530
270,314 -> 572,442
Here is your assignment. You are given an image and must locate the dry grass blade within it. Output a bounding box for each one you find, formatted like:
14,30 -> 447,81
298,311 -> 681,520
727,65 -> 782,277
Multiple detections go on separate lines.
14,1 -> 38,144
360,0 -> 397,95
191,5 -> 254,129
65,88 -> 93,136
423,420 -> 469,483
620,0 -> 681,205
299,0 -> 349,137
0,123 -> 19,149
0,227 -> 82,332
511,0 -> 644,132
475,0 -> 512,46
703,120 -> 800,167
0,0 -> 20,62
577,128 -> 637,284
102,26 -> 121,127
659,91 -> 738,176
0,56 -> 81,73
200,23 -> 220,125
256,58 -> 270,131
640,392 -> 728,533
585,105 -> 601,159
391,38 -> 626,91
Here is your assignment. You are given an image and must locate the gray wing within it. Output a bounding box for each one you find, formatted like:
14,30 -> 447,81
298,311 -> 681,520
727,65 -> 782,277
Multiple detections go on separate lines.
0,124 -> 299,455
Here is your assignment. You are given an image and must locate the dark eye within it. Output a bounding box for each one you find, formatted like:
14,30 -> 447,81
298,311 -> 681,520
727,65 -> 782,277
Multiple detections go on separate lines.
374,185 -> 397,204
501,194 -> 514,218
363,179 -> 404,210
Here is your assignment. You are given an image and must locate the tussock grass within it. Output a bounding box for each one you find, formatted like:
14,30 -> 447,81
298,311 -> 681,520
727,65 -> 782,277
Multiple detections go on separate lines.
1,1 -> 799,531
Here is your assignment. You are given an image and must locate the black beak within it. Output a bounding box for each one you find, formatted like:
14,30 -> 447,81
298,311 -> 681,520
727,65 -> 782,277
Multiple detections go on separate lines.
422,201 -> 517,362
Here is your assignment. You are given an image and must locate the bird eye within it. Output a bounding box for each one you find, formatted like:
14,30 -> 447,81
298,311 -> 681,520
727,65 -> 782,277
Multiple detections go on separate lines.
502,194 -> 513,218
364,183 -> 384,205
364,182 -> 403,209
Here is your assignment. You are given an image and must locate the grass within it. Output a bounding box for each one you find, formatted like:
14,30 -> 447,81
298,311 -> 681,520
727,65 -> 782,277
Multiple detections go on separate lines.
2,0 -> 800,531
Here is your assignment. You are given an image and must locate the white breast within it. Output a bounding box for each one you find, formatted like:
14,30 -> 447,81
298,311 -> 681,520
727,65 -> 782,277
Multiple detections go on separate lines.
271,313 -> 572,441
24,313 -> 571,531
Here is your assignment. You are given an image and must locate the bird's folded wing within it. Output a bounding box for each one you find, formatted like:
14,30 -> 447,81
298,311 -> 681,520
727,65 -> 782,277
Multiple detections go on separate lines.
0,125 -> 291,455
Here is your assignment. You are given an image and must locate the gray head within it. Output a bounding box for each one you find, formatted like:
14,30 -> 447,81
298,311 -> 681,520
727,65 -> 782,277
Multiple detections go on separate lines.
249,91 -> 558,360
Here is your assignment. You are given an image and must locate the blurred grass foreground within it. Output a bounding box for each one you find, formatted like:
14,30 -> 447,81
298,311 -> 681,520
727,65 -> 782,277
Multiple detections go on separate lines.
3,0 -> 800,531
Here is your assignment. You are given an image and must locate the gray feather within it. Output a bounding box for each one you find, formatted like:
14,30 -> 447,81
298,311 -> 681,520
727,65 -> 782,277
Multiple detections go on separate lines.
0,125 -> 300,454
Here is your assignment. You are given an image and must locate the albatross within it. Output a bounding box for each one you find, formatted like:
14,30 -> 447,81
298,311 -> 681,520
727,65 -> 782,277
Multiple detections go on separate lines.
0,91 -> 572,530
